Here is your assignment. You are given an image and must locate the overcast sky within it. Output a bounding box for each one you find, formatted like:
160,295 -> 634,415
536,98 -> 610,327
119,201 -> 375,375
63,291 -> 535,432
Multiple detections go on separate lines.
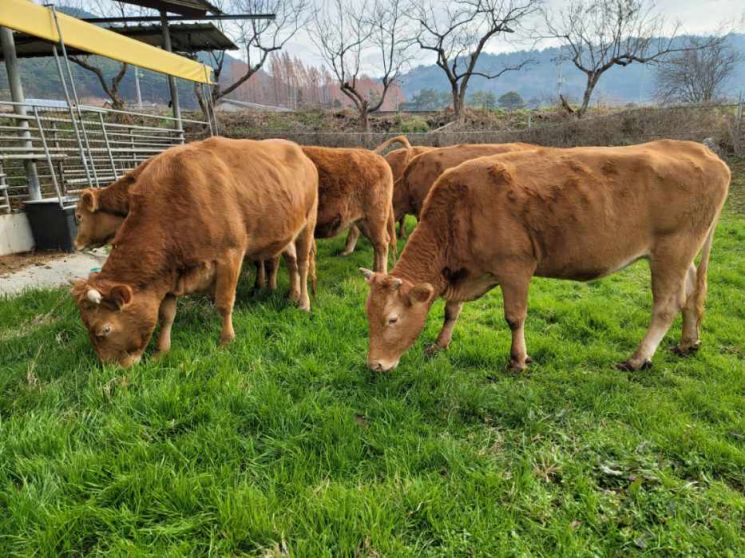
281,0 -> 745,72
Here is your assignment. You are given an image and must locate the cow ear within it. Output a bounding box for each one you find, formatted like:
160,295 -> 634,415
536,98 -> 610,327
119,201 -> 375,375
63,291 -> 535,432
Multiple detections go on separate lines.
81,190 -> 99,212
109,284 -> 133,309
408,283 -> 434,305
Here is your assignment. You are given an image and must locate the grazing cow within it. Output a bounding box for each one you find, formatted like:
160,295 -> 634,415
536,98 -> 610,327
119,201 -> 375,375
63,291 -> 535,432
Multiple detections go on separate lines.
74,151 -> 291,295
303,146 -> 396,272
401,143 -> 536,219
361,140 -> 730,372
71,137 -> 318,367
74,159 -> 151,250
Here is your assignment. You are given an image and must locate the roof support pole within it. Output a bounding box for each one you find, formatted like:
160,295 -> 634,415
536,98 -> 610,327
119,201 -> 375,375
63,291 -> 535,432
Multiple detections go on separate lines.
160,10 -> 183,141
0,26 -> 41,201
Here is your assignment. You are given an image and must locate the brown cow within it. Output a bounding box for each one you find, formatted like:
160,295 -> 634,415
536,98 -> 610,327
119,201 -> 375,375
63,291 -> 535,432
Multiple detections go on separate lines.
255,145 -> 397,289
71,137 -> 318,367
74,151 -> 291,295
361,140 -> 730,372
342,136 -> 433,254
303,146 -> 396,272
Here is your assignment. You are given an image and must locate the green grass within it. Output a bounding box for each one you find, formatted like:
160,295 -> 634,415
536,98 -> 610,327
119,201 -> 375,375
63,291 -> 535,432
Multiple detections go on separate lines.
2,164 -> 745,556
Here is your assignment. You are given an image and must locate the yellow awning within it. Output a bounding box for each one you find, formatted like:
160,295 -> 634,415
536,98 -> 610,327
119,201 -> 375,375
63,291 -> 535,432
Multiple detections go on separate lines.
0,0 -> 213,84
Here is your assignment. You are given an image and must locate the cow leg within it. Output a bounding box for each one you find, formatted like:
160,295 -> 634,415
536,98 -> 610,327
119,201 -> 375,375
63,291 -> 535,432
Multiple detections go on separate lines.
676,263 -> 702,355
619,254 -> 688,371
360,218 -> 389,273
501,276 -> 531,372
154,294 -> 177,355
340,225 -> 360,256
425,300 -> 463,355
283,243 -> 300,303
398,216 -> 406,239
214,250 -> 243,345
267,256 -> 281,291
253,259 -> 266,292
294,225 -> 314,312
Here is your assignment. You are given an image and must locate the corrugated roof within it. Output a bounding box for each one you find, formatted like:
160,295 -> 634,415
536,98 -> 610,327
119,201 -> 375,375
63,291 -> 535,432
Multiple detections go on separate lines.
2,23 -> 237,59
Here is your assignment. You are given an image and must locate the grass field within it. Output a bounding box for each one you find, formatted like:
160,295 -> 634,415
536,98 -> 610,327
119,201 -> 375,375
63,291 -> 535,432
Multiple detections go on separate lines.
1,162 -> 744,557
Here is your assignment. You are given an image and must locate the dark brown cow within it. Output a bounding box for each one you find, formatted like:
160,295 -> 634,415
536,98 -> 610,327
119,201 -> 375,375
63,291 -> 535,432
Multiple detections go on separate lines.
361,141 -> 730,372
71,137 -> 318,367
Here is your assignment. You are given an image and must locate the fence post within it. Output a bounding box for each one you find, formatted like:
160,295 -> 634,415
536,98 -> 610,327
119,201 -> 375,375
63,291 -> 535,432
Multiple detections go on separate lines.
733,94 -> 743,157
0,27 -> 41,201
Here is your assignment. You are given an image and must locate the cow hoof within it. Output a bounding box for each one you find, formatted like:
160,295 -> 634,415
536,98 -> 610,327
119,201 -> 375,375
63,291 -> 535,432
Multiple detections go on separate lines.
507,360 -> 528,373
525,355 -> 533,364
673,342 -> 700,357
219,333 -> 235,346
424,343 -> 445,357
338,250 -> 354,257
616,359 -> 652,372
152,348 -> 170,360
298,302 -> 311,312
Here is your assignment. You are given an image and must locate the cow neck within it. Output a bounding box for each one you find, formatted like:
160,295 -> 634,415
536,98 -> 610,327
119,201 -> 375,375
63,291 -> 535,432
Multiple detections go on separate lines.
391,222 -> 448,297
97,183 -> 130,216
97,233 -> 172,296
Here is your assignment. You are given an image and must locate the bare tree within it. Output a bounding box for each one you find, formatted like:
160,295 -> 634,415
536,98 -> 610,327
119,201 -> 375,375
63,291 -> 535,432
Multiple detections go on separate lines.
655,35 -> 740,105
544,0 -> 704,118
69,57 -> 129,110
205,0 -> 309,105
193,0 -> 308,110
413,0 -> 539,123
312,0 -> 411,131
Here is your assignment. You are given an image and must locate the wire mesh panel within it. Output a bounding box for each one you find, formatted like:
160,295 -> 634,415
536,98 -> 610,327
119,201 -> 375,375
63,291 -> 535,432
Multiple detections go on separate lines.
0,100 -> 211,212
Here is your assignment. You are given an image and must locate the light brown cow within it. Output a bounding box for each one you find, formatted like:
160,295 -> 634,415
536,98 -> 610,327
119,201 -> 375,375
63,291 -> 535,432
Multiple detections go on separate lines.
361,140 -> 730,372
71,137 -> 318,367
401,143 -> 536,219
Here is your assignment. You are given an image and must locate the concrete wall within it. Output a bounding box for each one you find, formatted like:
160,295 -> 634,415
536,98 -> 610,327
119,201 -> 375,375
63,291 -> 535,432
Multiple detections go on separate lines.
0,212 -> 34,255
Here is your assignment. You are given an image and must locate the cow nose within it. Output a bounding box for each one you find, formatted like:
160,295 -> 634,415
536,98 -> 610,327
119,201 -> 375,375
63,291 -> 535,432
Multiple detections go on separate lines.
369,360 -> 384,372
367,358 -> 398,372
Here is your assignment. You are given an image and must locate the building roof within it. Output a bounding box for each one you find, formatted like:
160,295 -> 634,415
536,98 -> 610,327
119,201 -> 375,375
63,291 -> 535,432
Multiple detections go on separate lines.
118,0 -> 222,17
2,23 -> 237,59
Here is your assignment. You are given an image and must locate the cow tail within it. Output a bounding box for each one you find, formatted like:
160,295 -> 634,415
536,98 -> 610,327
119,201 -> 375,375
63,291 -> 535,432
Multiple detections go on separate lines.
387,205 -> 398,262
694,221 -> 717,329
374,135 -> 411,154
310,239 -> 318,296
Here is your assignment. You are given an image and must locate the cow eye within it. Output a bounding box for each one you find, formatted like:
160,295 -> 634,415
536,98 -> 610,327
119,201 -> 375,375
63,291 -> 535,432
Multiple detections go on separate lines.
387,316 -> 398,325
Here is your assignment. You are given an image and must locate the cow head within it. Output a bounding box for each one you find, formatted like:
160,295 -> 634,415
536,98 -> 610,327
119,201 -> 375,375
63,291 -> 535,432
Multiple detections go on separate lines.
71,276 -> 160,367
360,268 -> 434,372
74,189 -> 125,250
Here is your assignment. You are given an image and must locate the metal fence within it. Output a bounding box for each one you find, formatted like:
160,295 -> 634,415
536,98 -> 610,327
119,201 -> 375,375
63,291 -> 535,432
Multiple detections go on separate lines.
0,100 -> 212,213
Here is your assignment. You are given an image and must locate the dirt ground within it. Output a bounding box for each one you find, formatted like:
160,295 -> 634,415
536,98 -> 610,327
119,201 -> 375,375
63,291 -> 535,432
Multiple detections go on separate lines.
0,251 -> 67,277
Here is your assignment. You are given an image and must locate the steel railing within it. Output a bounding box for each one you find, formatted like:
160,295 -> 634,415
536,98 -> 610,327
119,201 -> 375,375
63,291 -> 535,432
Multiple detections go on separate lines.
0,100 -> 211,211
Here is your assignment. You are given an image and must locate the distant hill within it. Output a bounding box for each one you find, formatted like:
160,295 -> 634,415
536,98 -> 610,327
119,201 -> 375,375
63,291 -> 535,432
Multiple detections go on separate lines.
399,34 -> 745,106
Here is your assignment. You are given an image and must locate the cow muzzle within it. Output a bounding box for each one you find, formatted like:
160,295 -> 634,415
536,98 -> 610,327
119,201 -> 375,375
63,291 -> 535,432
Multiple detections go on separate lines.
367,357 -> 400,372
